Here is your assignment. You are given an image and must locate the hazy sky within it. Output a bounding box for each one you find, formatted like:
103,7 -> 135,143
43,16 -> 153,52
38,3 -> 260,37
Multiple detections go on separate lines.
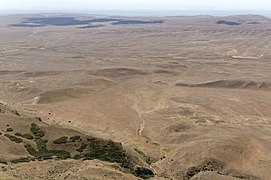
0,0 -> 271,11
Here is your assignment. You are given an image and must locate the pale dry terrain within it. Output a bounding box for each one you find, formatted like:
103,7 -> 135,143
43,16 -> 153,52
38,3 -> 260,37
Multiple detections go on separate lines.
0,14 -> 271,179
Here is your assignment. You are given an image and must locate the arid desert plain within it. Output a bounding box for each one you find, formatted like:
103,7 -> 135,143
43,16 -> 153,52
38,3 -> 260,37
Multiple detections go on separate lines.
0,14 -> 271,179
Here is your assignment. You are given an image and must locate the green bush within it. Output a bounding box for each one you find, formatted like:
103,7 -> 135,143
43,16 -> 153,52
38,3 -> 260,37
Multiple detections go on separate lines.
24,144 -> 38,157
134,148 -> 154,164
135,167 -> 154,179
53,136 -> 68,144
15,133 -> 34,140
76,142 -> 87,153
36,138 -> 48,153
25,135 -> 71,160
4,134 -> 23,143
22,134 -> 34,140
15,133 -> 22,136
70,135 -> 80,142
6,128 -> 13,132
30,123 -> 45,138
11,157 -> 31,163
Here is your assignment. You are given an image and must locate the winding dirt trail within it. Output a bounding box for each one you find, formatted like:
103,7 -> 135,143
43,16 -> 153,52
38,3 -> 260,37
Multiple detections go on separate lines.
133,87 -> 167,137
132,87 -> 177,179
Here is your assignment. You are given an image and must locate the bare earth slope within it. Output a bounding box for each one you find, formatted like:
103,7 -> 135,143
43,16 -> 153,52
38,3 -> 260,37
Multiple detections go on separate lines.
0,14 -> 271,179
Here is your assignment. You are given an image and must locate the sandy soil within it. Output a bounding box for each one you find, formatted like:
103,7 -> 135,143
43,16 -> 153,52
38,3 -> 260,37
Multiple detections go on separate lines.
0,14 -> 271,179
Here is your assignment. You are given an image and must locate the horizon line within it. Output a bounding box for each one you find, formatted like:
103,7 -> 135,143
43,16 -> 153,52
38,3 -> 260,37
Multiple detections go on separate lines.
1,9 -> 271,17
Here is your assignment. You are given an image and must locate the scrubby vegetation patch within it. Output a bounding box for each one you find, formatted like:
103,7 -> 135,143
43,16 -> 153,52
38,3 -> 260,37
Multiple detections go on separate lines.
4,134 -> 23,143
70,135 -> 80,142
135,166 -> 155,179
11,157 -> 31,163
6,128 -> 13,132
30,123 -> 45,138
5,123 -> 154,179
53,136 -> 68,144
15,133 -> 34,140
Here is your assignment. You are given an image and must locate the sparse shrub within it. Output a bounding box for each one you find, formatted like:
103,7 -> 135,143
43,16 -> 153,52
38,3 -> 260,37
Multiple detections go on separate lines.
53,136 -> 68,144
24,144 -> 38,157
22,134 -> 34,140
76,142 -> 87,153
30,123 -> 45,138
26,130 -> 71,160
36,138 -> 48,153
70,135 -> 80,142
0,159 -> 7,165
87,137 -> 95,141
134,148 -> 154,164
11,157 -> 31,163
81,142 -> 87,149
11,110 -> 20,116
42,156 -> 52,160
6,128 -> 13,132
15,133 -> 22,136
36,117 -> 42,122
135,166 -> 154,179
15,133 -> 34,140
4,134 -> 23,143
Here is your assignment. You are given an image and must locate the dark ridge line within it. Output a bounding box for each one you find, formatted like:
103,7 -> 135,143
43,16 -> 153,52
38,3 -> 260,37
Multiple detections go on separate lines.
176,80 -> 271,91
